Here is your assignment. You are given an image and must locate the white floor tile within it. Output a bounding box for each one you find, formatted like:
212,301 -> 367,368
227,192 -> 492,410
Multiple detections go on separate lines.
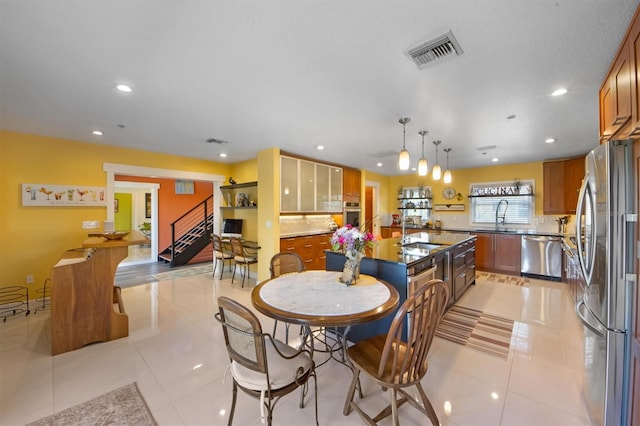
0,269 -> 593,426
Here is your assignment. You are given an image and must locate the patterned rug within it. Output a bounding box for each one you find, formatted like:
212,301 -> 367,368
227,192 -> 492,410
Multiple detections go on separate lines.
476,270 -> 530,287
152,264 -> 213,281
27,382 -> 156,426
435,305 -> 515,359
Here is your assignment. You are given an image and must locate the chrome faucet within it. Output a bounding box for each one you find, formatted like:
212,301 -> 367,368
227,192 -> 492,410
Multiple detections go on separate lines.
496,199 -> 509,227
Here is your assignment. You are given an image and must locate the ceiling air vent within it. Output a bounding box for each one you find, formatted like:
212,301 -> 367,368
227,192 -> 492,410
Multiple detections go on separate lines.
406,30 -> 463,69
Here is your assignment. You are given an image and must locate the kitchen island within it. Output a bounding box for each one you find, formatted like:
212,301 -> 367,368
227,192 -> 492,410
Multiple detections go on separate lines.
326,231 -> 475,343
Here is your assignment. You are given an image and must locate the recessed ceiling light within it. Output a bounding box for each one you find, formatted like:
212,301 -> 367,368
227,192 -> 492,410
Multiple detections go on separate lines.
219,153 -> 227,158
92,130 -> 103,136
551,88 -> 567,96
116,84 -> 132,93
492,158 -> 499,162
545,138 -> 556,143
316,145 -> 325,150
376,162 -> 383,167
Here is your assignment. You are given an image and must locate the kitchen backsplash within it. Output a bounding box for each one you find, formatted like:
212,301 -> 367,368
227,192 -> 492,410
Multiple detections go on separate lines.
280,215 -> 339,236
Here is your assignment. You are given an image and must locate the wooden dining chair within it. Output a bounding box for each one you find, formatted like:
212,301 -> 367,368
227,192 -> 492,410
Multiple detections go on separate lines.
212,234 -> 234,279
343,279 -> 449,426
269,252 -> 306,344
215,296 -> 318,426
230,237 -> 258,287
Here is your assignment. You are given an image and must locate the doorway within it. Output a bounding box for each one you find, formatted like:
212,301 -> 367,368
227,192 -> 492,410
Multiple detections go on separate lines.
114,181 -> 159,266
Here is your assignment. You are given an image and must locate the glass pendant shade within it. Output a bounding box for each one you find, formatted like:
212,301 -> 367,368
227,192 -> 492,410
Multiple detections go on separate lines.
432,164 -> 442,180
398,149 -> 410,170
443,147 -> 452,184
443,169 -> 452,184
397,117 -> 411,171
418,157 -> 428,176
417,131 -> 428,176
431,140 -> 442,180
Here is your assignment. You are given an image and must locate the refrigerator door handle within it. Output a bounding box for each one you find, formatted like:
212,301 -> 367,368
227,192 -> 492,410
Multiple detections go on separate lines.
576,298 -> 626,335
575,175 -> 595,285
576,299 -> 605,336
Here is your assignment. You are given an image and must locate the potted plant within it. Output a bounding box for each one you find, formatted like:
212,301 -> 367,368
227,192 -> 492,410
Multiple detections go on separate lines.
513,179 -> 522,194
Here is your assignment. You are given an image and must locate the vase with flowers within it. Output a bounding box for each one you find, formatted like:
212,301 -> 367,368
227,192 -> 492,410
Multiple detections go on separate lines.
330,224 -> 376,285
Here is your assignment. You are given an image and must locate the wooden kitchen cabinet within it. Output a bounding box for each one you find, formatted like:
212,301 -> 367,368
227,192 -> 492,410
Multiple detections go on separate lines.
543,158 -> 585,214
475,232 -> 521,275
629,13 -> 640,140
380,227 -> 423,238
600,8 -> 640,142
343,167 -> 361,202
600,37 -> 632,141
280,233 -> 331,270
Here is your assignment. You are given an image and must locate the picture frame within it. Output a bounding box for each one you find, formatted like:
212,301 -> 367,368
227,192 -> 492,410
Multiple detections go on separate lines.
145,193 -> 151,218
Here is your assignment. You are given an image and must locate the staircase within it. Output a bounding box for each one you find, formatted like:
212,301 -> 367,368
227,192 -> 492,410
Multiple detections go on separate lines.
159,196 -> 214,267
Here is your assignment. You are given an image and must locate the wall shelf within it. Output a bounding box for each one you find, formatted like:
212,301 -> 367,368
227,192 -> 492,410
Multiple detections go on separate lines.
220,181 -> 258,190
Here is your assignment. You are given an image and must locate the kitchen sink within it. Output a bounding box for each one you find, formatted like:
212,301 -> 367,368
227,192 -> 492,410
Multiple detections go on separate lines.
401,242 -> 446,250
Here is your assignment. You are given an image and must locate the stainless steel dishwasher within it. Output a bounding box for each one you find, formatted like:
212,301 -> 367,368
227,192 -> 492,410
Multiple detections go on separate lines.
520,235 -> 562,280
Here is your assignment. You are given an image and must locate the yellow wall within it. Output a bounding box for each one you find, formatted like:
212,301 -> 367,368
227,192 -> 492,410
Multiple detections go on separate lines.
0,129 -> 550,291
0,130 -> 230,290
387,161 -> 544,214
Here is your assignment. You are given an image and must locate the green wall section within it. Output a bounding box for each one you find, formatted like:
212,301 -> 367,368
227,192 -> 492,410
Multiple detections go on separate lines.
114,193 -> 132,231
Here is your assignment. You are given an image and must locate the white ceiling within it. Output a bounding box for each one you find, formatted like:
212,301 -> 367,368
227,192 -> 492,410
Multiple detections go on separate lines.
1,1 -> 638,176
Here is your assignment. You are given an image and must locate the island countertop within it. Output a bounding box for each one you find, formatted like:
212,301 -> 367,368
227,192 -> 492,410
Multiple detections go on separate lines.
368,231 -> 475,266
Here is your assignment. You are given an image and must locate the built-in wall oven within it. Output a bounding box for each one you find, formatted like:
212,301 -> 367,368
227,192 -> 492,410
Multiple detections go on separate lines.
343,202 -> 361,227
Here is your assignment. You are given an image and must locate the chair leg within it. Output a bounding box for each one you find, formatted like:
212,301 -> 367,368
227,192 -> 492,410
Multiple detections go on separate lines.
218,259 -> 224,279
228,381 -> 238,426
343,368 -> 361,415
241,263 -> 246,287
231,263 -> 237,283
415,382 -> 440,426
213,258 -> 218,278
390,388 -> 399,426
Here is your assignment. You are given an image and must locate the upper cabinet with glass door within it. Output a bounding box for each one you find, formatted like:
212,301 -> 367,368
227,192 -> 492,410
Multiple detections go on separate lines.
280,155 -> 343,213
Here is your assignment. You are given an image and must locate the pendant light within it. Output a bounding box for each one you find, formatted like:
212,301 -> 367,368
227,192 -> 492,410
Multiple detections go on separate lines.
432,140 -> 442,180
443,148 -> 452,184
398,117 -> 411,170
417,130 -> 429,176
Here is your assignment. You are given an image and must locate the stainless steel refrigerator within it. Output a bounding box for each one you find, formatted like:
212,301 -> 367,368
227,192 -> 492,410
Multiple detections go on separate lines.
575,139 -> 635,425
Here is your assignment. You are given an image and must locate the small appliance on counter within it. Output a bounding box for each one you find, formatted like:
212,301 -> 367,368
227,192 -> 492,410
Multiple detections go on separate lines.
392,214 -> 401,225
556,215 -> 570,233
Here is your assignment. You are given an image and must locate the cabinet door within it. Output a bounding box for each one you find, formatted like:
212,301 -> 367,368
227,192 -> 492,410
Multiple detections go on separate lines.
316,164 -> 330,212
475,233 -> 493,270
281,157 -> 299,212
343,168 -> 361,202
314,234 -> 330,270
330,167 -> 343,211
601,39 -> 632,140
299,160 -> 315,211
543,161 -> 565,214
564,157 -> 585,214
494,234 -> 521,273
629,15 -> 640,140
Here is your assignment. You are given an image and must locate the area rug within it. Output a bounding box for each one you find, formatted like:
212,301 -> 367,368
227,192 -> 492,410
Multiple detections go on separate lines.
27,382 -> 156,426
152,264 -> 213,281
476,270 -> 530,287
435,305 -> 514,359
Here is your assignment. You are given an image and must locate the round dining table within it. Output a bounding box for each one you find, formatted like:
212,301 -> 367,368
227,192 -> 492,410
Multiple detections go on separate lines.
251,270 -> 399,367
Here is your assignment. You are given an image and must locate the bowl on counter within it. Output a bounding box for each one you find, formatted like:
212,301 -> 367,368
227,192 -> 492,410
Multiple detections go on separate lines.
89,231 -> 130,240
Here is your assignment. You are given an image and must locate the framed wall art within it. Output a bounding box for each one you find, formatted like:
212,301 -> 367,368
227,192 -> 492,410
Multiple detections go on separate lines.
22,184 -> 107,206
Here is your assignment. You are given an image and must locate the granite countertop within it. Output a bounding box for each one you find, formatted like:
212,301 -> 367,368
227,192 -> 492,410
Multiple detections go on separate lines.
280,230 -> 334,238
373,231 -> 475,266
383,224 -> 563,238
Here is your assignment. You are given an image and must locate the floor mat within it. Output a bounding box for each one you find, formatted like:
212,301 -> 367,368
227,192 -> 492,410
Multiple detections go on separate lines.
476,270 -> 530,287
435,305 -> 514,359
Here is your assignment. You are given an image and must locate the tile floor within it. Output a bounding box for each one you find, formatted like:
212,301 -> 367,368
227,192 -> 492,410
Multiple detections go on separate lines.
0,270 -> 591,425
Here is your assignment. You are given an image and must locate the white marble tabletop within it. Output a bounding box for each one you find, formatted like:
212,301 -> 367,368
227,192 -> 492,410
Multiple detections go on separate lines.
251,270 -> 399,327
